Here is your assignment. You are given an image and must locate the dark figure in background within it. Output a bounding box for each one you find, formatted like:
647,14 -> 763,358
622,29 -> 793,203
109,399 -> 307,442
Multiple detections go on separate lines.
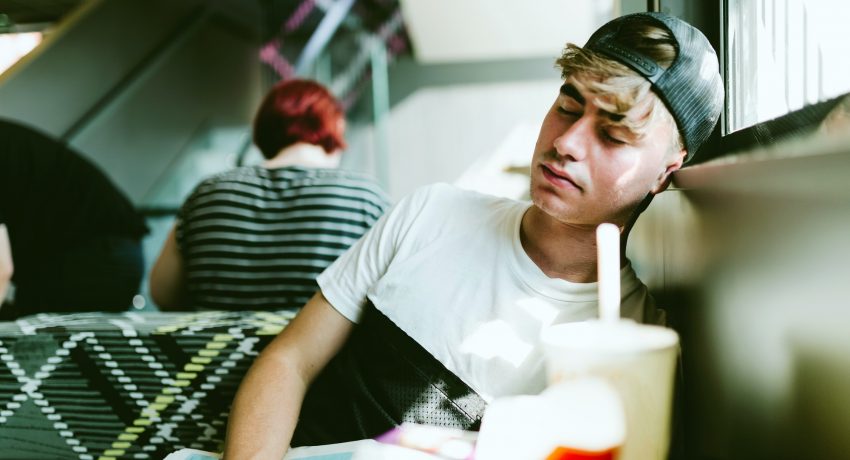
0,119 -> 148,320
149,79 -> 390,311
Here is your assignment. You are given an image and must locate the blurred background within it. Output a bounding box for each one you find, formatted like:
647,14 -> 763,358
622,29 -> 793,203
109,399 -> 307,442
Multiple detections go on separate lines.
1,1 -> 849,458
2,0 -> 848,306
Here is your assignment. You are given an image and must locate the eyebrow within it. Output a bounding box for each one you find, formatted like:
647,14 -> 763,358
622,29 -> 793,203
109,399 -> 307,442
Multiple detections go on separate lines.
559,83 -> 585,105
560,83 -> 625,122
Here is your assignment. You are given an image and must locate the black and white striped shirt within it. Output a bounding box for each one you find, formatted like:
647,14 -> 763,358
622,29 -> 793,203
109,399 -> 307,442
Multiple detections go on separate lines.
176,165 -> 390,310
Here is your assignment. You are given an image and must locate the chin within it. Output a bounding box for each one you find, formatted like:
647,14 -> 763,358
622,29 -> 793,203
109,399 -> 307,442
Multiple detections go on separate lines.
531,179 -> 564,205
530,188 -> 570,219
528,182 -> 548,208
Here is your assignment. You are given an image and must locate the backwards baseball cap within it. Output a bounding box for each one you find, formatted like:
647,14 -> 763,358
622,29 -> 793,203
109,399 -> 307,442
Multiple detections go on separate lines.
584,12 -> 724,162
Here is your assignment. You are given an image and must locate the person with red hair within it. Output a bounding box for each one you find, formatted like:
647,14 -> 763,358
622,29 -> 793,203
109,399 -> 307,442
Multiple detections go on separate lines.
149,79 -> 389,310
253,79 -> 348,161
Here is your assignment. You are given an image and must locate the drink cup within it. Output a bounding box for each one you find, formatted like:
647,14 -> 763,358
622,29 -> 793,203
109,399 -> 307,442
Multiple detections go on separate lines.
541,320 -> 679,460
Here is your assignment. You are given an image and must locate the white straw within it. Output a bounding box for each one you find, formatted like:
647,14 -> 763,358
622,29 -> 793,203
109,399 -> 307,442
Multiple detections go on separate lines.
596,223 -> 621,322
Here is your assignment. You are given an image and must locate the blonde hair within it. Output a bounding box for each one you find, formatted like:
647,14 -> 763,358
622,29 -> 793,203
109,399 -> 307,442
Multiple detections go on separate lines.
556,24 -> 684,152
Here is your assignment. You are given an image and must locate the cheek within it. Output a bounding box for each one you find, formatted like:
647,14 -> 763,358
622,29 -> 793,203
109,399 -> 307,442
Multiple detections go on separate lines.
591,157 -> 655,200
534,115 -> 561,152
591,157 -> 631,187
532,137 -> 547,159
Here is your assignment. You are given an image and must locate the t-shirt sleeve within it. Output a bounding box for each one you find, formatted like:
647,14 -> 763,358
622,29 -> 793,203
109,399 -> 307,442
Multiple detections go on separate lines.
316,184 -> 433,323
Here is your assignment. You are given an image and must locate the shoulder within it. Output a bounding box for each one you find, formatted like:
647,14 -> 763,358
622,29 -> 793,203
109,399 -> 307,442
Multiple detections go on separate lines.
305,167 -> 387,189
406,183 -> 520,211
285,168 -> 391,210
316,168 -> 389,196
406,182 -> 474,202
0,119 -> 86,170
393,183 -> 523,226
202,165 -> 264,184
190,166 -> 279,196
0,118 -> 52,143
179,167 -> 264,212
307,167 -> 378,184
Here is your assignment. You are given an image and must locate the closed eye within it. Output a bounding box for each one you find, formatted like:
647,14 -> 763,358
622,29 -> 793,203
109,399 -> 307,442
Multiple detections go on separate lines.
557,107 -> 581,117
601,130 -> 628,145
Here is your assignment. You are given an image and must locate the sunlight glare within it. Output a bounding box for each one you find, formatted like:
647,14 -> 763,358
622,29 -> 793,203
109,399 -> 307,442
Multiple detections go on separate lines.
459,319 -> 533,368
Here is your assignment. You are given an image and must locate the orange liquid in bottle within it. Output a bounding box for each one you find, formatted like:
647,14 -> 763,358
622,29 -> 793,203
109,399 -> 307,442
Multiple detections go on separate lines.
545,445 -> 620,460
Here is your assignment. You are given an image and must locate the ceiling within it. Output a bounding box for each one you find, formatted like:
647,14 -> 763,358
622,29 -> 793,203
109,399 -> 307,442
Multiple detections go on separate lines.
1,0 -> 617,64
399,0 -> 616,63
0,0 -> 618,111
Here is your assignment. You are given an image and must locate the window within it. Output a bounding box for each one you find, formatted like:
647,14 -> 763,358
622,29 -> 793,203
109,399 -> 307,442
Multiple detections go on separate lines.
0,31 -> 42,75
725,0 -> 850,132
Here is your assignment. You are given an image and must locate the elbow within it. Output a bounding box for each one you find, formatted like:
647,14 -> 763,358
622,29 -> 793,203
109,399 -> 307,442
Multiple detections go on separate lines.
0,254 -> 11,282
148,273 -> 184,311
150,289 -> 174,311
0,264 -> 12,281
150,290 -> 181,311
149,284 -> 169,310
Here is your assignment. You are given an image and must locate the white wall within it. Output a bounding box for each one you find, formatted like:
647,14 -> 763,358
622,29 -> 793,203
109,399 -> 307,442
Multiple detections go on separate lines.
348,79 -> 562,202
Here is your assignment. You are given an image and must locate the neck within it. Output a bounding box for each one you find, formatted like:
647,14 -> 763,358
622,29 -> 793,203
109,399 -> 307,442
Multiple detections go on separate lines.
263,143 -> 341,169
519,206 -> 626,283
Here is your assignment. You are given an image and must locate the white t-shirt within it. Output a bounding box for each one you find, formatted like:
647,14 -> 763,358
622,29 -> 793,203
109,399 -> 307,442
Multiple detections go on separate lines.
317,183 -> 655,401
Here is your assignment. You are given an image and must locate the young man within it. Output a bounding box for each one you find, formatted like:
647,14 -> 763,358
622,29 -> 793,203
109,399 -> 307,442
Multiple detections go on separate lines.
224,12 -> 723,458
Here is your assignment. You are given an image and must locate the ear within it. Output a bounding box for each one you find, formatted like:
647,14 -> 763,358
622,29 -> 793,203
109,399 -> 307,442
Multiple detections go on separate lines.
650,147 -> 686,195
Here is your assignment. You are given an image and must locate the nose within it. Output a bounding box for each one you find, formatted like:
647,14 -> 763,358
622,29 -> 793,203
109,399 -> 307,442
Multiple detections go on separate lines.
552,115 -> 593,161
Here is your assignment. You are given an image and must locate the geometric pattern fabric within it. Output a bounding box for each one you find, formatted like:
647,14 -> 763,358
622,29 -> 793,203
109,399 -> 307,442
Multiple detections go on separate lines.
0,310 -> 294,459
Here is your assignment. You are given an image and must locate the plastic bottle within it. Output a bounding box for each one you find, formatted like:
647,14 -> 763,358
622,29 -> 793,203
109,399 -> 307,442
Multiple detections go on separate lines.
475,378 -> 626,460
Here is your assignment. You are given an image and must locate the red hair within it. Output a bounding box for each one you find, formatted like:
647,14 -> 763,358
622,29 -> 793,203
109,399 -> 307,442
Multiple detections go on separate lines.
252,79 -> 347,159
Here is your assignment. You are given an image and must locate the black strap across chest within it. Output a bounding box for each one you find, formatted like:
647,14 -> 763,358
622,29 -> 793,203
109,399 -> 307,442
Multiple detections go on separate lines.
291,301 -> 487,446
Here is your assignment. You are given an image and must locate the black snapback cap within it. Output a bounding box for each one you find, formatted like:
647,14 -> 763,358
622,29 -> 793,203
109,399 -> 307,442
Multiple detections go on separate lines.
584,12 -> 724,162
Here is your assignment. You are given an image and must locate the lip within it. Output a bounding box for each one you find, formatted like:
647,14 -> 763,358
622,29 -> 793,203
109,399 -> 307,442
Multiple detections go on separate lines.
540,164 -> 582,191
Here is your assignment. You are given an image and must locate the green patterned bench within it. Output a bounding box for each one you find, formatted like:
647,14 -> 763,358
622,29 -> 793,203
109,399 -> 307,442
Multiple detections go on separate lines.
0,310 -> 296,459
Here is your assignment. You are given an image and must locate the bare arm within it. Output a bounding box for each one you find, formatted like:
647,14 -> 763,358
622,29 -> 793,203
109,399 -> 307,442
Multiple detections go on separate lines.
148,224 -> 187,310
224,291 -> 355,459
0,224 -> 12,303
